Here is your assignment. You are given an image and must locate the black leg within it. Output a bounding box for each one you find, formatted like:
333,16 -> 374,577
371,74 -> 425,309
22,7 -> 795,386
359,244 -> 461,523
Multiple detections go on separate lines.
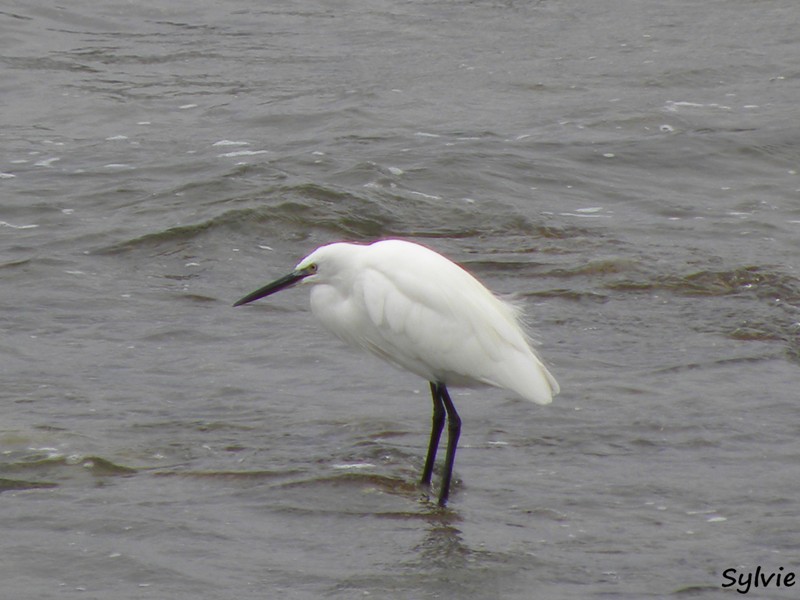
437,384 -> 461,507
421,381 -> 445,486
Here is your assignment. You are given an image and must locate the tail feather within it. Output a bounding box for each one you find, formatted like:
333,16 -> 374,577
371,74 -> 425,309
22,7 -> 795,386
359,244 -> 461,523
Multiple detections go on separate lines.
495,350 -> 559,405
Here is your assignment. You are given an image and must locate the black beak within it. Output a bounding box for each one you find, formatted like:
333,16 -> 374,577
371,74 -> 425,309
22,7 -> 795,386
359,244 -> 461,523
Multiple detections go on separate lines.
233,270 -> 308,307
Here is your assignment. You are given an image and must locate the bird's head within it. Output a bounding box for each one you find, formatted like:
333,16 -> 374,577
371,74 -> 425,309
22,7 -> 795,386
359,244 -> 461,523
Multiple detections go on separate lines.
232,243 -> 356,307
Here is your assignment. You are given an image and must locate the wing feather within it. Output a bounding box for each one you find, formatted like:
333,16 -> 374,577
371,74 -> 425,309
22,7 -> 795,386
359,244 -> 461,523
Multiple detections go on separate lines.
327,240 -> 558,404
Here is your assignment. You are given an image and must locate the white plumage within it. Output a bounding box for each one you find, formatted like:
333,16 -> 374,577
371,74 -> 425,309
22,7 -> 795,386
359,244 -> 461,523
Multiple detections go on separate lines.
300,240 -> 558,404
234,239 -> 558,506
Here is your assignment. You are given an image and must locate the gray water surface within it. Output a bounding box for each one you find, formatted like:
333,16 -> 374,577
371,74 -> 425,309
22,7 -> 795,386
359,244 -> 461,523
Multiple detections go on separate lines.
2,1 -> 799,598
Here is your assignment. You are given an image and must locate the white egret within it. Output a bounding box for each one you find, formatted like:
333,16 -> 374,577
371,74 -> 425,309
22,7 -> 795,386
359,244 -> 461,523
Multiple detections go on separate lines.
234,239 -> 559,506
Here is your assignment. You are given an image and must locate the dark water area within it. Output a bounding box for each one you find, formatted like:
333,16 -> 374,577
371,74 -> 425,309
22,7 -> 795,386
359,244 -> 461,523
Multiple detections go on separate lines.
2,1 -> 799,598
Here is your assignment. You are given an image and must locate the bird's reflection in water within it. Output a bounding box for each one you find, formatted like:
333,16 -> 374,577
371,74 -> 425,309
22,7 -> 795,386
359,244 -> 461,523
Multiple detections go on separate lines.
416,519 -> 471,569
406,502 -> 474,570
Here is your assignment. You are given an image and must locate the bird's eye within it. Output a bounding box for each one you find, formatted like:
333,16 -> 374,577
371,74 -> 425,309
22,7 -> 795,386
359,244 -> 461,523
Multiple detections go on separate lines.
307,263 -> 318,273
